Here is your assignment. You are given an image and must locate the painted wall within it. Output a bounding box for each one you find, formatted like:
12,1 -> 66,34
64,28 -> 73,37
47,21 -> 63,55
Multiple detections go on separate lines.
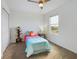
9,12 -> 44,42
1,0 -> 10,57
1,0 -> 10,13
1,9 -> 10,57
44,0 -> 77,53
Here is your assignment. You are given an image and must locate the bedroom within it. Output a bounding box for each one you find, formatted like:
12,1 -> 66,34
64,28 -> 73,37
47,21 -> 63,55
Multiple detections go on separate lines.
1,0 -> 77,59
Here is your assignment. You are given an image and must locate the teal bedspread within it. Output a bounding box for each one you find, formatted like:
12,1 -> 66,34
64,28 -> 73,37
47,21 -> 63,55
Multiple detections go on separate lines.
25,36 -> 51,57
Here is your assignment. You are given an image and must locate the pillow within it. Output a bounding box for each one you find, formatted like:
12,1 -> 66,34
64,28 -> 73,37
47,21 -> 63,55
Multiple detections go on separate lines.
30,32 -> 38,37
25,31 -> 30,36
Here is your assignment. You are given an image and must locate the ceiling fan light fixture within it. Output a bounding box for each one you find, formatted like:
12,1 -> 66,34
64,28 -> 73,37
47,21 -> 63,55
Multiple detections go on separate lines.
39,3 -> 43,9
28,0 -> 50,9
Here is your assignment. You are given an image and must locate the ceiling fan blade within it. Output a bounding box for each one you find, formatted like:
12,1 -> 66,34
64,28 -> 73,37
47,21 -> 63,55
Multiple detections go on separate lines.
27,0 -> 38,3
41,0 -> 50,3
45,0 -> 50,2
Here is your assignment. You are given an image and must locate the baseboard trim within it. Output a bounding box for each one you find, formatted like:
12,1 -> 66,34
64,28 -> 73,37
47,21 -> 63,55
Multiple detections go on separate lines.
47,39 -> 77,54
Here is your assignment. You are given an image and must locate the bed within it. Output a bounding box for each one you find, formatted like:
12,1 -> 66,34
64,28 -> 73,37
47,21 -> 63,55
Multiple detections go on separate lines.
25,36 -> 51,57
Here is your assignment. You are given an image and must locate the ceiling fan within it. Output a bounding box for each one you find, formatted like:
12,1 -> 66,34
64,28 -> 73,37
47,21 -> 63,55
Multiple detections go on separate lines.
27,0 -> 50,9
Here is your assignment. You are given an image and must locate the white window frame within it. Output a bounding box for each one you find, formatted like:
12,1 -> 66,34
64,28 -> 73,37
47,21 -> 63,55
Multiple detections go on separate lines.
49,15 -> 59,33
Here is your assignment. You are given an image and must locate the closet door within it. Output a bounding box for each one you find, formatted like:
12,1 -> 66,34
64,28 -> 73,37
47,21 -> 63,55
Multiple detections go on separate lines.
1,8 -> 10,56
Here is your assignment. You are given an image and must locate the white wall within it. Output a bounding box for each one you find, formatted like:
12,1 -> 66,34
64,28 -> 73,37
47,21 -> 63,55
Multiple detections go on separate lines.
1,9 -> 10,57
1,0 -> 10,57
9,12 -> 44,42
1,0 -> 10,13
44,0 -> 77,53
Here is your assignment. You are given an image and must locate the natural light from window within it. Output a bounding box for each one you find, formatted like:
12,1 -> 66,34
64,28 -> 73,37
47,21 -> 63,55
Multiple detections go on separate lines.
49,15 -> 59,33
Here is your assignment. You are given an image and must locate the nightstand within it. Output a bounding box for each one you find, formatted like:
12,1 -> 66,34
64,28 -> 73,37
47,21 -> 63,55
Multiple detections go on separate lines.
38,33 -> 47,39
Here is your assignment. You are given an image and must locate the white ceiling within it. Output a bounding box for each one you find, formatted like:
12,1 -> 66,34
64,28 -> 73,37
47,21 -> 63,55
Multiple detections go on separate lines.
7,0 -> 68,14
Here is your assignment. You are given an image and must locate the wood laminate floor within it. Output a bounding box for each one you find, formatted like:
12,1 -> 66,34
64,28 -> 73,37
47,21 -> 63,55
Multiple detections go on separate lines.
2,42 -> 77,59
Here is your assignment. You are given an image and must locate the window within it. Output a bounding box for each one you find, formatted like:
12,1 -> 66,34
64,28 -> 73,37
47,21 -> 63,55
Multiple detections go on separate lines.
49,15 -> 59,33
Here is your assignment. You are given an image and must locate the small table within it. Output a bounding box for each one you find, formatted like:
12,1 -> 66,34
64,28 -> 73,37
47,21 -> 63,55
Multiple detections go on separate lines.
38,33 -> 47,39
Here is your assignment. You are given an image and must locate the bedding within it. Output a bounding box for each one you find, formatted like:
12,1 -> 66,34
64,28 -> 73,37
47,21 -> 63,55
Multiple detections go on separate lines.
29,32 -> 38,37
25,31 -> 30,36
24,31 -> 38,42
25,36 -> 51,57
